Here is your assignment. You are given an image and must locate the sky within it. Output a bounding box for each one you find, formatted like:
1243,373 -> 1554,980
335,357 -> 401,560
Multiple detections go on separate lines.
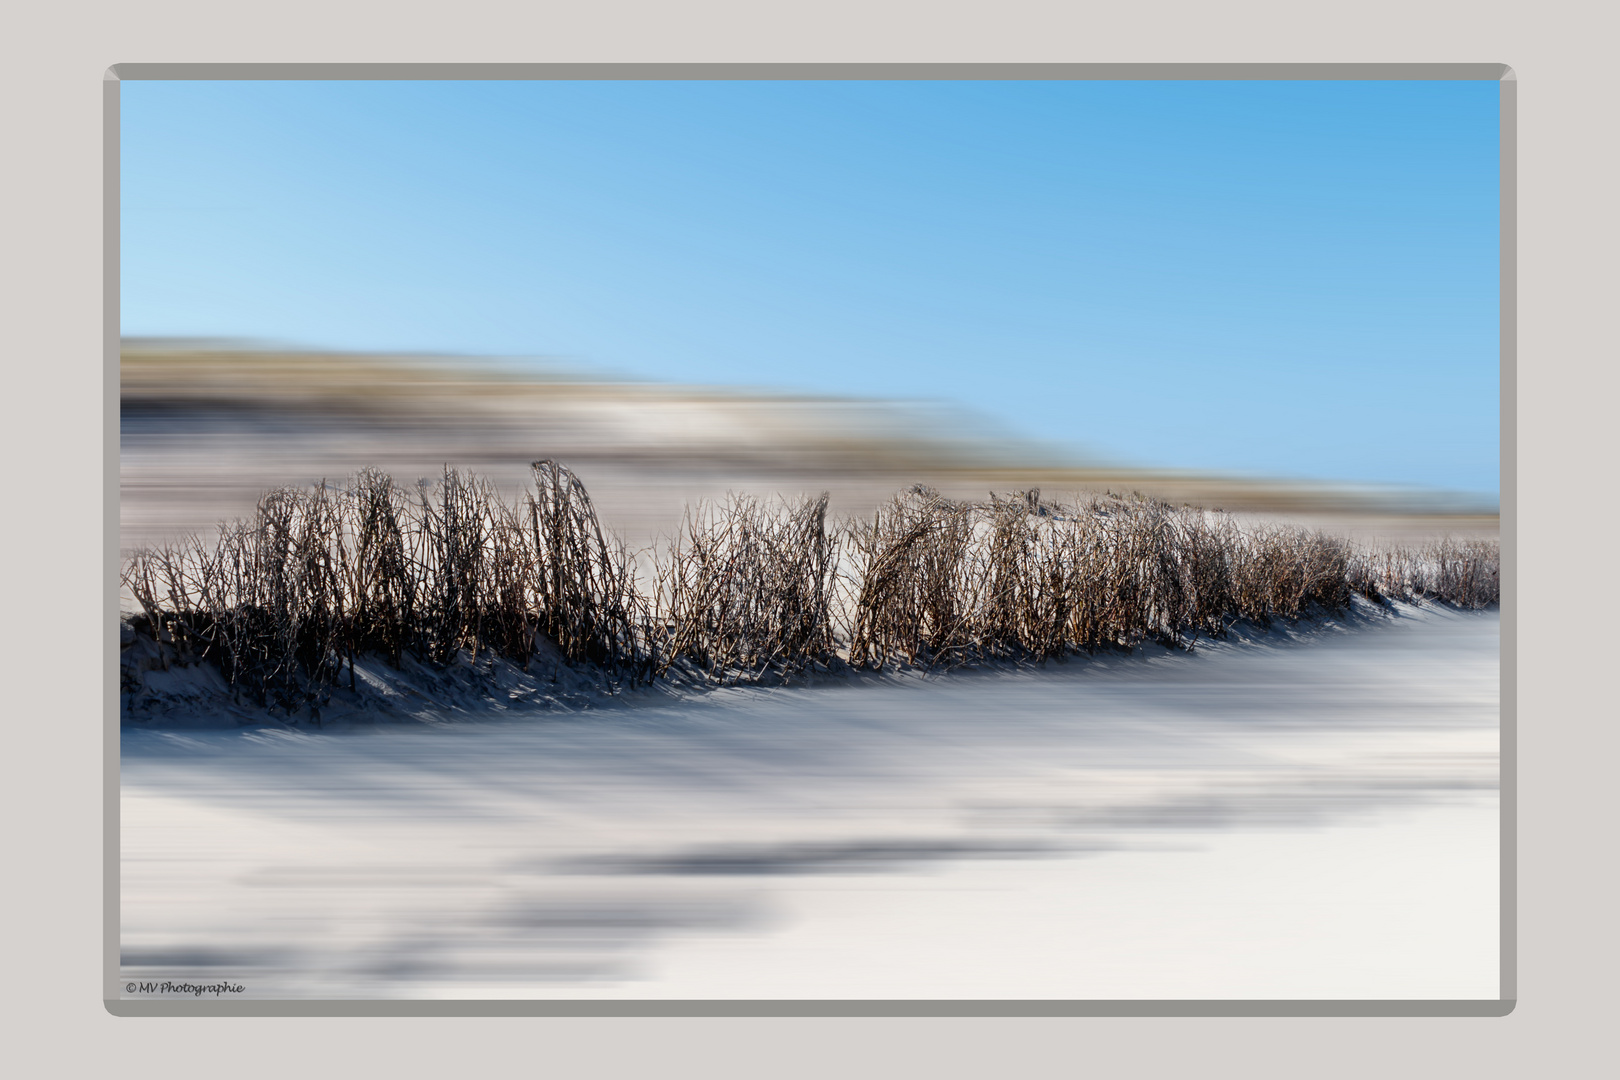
121,79 -> 1501,498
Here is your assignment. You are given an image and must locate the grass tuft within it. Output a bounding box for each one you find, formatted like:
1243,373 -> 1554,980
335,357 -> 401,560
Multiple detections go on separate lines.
122,465 -> 1501,709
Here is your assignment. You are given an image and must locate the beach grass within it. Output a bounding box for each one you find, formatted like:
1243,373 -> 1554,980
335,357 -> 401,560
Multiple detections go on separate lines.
122,463 -> 1500,711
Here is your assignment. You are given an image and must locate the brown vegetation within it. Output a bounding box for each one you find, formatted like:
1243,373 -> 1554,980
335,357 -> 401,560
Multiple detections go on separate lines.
121,463 -> 1502,712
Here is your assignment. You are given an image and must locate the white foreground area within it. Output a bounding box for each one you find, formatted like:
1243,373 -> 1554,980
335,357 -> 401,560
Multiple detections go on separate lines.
120,604 -> 1499,1000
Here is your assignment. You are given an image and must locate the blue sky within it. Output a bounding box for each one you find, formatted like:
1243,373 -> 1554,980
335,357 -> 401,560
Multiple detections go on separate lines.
121,79 -> 1501,498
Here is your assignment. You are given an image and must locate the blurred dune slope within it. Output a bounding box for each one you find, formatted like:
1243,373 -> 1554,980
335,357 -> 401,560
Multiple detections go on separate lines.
121,341 -> 1498,552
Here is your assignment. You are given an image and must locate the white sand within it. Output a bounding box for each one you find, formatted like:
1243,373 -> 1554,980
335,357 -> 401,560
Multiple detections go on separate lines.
120,603 -> 1499,1000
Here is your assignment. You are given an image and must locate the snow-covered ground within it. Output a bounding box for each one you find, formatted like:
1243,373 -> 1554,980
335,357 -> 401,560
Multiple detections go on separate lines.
119,602 -> 1499,1000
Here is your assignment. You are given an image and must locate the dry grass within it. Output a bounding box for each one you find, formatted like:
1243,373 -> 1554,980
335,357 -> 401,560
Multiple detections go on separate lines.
122,462 -> 652,712
841,489 -> 1367,671
122,465 -> 1501,709
651,492 -> 838,682
1348,537 -> 1501,610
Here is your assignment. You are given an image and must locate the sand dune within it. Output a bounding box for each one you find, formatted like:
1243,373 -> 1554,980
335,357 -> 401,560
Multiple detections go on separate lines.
120,341 -> 1499,553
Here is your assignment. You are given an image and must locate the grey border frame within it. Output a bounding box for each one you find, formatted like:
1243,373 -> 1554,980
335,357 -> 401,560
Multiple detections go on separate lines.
105,62 -> 1515,1018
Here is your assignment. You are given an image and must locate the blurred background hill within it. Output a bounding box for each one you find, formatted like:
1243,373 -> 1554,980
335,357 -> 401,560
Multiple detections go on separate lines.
120,339 -> 1499,554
